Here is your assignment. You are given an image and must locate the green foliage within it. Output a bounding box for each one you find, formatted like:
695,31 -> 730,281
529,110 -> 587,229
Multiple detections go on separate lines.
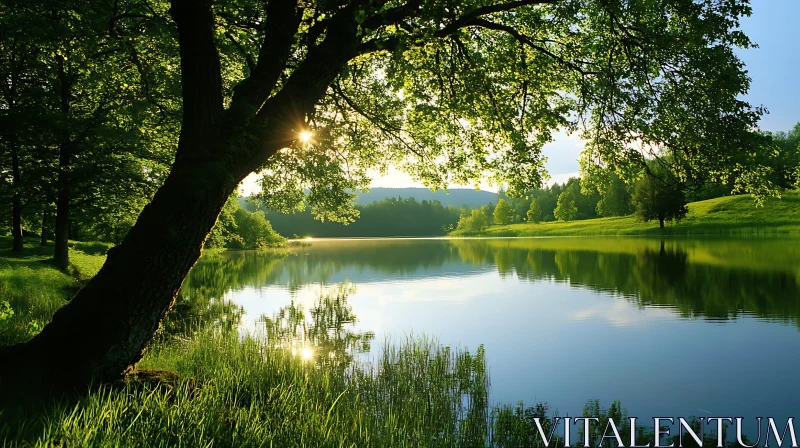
2,0 -> 785,263
480,204 -> 495,226
496,178 -> 601,224
492,199 -> 513,226
205,195 -> 243,249
764,123 -> 800,189
264,197 -> 462,237
231,208 -> 285,250
205,196 -> 285,249
632,174 -> 689,228
553,192 -> 577,222
593,171 -> 634,217
452,194 -> 800,237
526,200 -> 542,223
0,301 -> 13,321
198,0 -> 778,221
456,209 -> 489,233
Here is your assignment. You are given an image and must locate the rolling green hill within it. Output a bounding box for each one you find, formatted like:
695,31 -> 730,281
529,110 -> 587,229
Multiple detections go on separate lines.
450,193 -> 800,237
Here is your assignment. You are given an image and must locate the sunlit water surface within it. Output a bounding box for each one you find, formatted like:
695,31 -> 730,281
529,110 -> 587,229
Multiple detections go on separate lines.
178,237 -> 800,432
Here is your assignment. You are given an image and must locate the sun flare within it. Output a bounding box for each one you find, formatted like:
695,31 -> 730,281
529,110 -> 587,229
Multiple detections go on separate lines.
300,347 -> 314,361
298,130 -> 312,143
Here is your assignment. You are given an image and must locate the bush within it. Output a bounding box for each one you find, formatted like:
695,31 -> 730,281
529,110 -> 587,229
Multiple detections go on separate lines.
232,208 -> 285,249
456,209 -> 489,232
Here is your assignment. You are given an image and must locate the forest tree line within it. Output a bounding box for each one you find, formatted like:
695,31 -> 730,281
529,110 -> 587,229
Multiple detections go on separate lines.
458,125 -> 800,232
4,123 -> 800,244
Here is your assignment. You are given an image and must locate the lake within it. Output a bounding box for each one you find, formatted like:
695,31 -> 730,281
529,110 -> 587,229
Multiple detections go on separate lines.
177,236 -> 800,434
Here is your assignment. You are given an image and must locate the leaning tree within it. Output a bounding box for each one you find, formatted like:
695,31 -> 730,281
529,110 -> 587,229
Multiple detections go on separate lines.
0,0 -> 773,398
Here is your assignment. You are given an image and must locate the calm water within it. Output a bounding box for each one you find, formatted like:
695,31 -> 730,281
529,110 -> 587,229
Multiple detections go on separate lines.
177,237 -> 800,429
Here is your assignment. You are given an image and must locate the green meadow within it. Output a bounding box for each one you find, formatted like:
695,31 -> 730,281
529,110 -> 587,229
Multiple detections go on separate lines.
450,194 -> 800,237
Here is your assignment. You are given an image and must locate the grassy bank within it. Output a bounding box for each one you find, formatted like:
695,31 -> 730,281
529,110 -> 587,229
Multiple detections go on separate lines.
0,239 -> 495,446
450,194 -> 800,237
2,331 -> 491,447
0,236 -> 109,345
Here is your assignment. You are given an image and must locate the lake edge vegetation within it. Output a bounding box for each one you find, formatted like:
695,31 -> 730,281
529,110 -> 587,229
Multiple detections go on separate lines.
0,236 -> 765,447
449,193 -> 800,237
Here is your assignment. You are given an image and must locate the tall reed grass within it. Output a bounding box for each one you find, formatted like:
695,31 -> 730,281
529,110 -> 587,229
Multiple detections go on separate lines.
2,331 -> 491,447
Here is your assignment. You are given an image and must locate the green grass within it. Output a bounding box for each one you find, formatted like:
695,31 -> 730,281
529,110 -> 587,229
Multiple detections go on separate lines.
0,240 -> 494,446
1,332 -> 491,447
0,236 -> 107,345
450,193 -> 800,237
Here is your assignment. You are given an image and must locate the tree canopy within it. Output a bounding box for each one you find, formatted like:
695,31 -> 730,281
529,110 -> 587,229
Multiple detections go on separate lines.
216,0 -> 773,217
553,191 -> 577,222
492,198 -> 513,226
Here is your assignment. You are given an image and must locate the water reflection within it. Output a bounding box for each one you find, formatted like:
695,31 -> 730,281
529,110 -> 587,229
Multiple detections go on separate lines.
449,238 -> 800,325
170,237 -> 800,434
255,283 -> 374,369
175,238 -> 800,330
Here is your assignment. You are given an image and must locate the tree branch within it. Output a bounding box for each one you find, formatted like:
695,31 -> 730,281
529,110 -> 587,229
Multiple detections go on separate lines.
462,18 -> 597,76
434,0 -> 555,37
361,0 -> 421,30
169,0 -> 224,147
224,32 -> 256,72
246,6 -> 362,166
229,0 -> 301,116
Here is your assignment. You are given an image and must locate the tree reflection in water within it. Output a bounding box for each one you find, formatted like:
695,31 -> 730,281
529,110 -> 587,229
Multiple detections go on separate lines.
255,283 -> 375,370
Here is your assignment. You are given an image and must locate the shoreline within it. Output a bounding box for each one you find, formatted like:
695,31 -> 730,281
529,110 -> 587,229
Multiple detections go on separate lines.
448,194 -> 800,238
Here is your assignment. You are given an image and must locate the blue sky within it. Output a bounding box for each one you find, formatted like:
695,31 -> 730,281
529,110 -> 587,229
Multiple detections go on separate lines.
241,1 -> 799,195
736,0 -> 799,132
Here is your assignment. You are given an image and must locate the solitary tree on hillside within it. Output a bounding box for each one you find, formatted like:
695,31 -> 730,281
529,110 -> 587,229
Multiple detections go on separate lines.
526,200 -> 542,223
493,198 -> 513,226
632,174 -> 688,229
0,0 -> 774,398
553,192 -> 577,222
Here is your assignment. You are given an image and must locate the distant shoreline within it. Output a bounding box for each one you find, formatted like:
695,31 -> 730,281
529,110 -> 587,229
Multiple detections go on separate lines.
448,193 -> 800,238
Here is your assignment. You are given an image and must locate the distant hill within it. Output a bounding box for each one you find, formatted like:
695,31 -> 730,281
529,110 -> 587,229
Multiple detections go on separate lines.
242,188 -> 498,209
353,188 -> 497,208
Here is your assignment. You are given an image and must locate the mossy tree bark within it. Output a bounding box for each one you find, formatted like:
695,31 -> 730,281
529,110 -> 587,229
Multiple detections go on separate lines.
0,0 -> 359,400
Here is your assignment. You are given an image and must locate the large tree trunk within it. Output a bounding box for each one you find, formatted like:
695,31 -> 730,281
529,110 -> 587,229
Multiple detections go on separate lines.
0,0 -> 357,404
0,149 -> 243,400
11,142 -> 24,254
